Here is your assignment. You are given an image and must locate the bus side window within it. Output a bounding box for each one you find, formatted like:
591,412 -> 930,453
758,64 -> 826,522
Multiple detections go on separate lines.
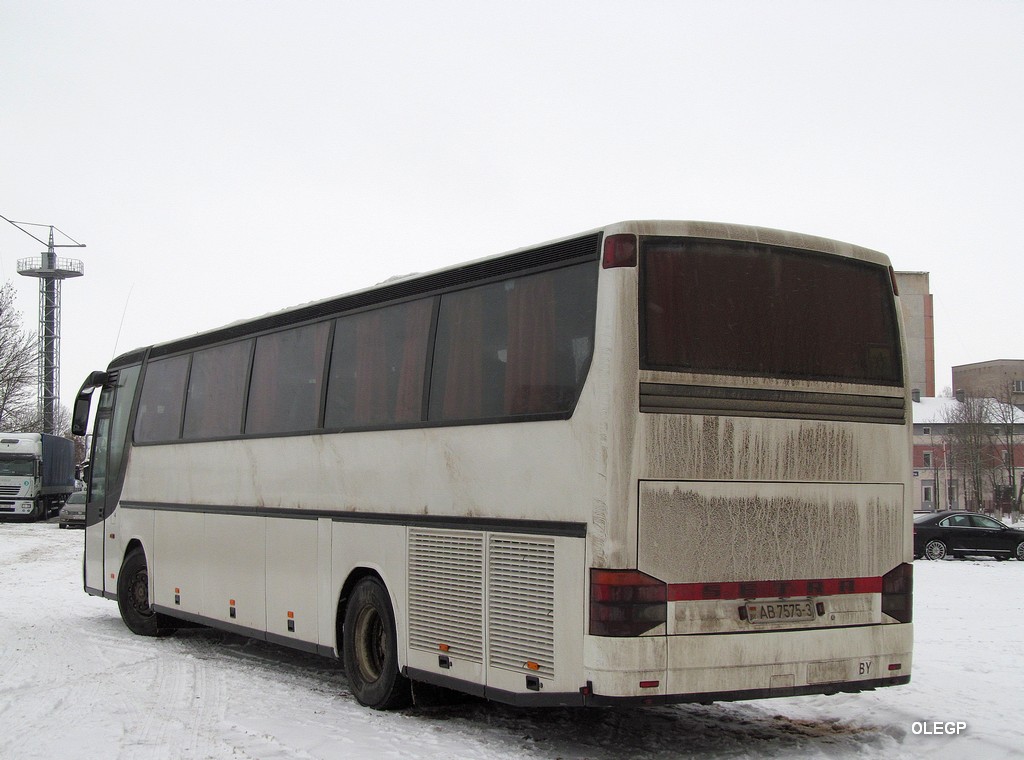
428,262 -> 596,422
135,355 -> 189,443
325,298 -> 433,428
245,322 -> 330,435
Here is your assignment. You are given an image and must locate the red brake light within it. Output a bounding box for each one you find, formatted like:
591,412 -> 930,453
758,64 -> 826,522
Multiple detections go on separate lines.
602,234 -> 637,268
881,562 -> 912,623
590,569 -> 666,636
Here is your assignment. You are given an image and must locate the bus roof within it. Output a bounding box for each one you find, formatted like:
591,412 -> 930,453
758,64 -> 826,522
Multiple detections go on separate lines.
109,220 -> 891,369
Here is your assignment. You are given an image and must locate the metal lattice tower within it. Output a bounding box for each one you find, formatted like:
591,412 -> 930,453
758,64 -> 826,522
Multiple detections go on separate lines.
2,215 -> 85,435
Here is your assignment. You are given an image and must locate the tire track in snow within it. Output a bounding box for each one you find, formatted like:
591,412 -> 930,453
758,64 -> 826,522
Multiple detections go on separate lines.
117,656 -> 231,760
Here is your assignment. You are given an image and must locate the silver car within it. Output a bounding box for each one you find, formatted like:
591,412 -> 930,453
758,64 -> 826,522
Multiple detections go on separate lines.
58,491 -> 86,529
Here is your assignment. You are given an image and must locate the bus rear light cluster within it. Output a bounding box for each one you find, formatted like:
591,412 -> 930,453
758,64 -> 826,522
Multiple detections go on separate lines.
889,265 -> 900,296
602,234 -> 637,268
589,569 -> 667,636
881,563 -> 913,623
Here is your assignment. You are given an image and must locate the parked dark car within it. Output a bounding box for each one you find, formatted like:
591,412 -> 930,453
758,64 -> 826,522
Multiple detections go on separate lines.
914,510 -> 1024,561
58,491 -> 86,529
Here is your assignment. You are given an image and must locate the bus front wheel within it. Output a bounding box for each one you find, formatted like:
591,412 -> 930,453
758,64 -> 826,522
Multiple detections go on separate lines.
116,548 -> 173,636
342,577 -> 411,710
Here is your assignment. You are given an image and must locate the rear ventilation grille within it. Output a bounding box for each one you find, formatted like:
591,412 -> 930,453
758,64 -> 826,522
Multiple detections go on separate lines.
408,529 -> 484,662
640,383 -> 906,425
487,536 -> 556,678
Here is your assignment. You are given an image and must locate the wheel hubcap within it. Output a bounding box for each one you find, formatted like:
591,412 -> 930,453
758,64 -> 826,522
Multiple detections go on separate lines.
130,570 -> 153,616
353,607 -> 385,683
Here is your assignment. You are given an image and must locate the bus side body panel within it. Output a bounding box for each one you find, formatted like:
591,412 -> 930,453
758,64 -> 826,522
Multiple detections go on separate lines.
108,506 -> 154,597
265,517 -> 319,644
330,520 -> 409,656
119,415 -> 598,700
204,514 -> 266,630
152,509 -> 205,614
120,422 -> 595,538
580,263 -> 641,572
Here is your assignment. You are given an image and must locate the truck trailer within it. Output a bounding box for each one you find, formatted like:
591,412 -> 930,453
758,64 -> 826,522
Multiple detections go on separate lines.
0,433 -> 76,521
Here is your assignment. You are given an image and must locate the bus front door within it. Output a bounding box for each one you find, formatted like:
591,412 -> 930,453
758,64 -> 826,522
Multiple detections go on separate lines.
84,411 -> 110,595
80,365 -> 140,597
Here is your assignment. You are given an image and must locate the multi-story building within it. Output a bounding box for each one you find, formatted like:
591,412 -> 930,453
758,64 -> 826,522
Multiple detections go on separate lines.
912,396 -> 1024,517
952,360 -> 1024,408
894,271 -> 935,398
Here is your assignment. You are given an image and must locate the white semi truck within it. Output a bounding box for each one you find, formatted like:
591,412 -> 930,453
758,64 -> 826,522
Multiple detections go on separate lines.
0,433 -> 76,521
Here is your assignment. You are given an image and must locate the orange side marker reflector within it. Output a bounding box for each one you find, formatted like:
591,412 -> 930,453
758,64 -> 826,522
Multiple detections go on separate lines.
526,661 -> 540,671
438,643 -> 450,652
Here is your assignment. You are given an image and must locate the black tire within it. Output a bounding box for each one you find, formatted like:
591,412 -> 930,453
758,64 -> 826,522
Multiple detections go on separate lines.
342,577 -> 411,710
117,548 -> 174,636
1016,542 -> 1024,562
924,539 -> 948,561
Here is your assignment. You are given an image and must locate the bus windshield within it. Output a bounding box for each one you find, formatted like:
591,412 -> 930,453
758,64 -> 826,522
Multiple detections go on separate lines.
641,237 -> 903,385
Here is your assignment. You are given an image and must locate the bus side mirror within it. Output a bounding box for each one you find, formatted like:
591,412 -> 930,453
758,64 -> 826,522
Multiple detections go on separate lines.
72,371 -> 108,436
71,396 -> 91,436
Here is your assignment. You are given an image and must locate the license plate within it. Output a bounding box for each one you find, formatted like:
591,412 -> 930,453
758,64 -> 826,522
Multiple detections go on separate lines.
744,599 -> 816,624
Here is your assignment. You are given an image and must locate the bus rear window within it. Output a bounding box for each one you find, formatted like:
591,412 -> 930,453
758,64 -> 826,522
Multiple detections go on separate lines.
641,238 -> 903,385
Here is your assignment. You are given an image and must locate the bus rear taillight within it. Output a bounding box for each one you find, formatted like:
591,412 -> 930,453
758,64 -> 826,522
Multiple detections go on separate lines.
589,569 -> 666,636
602,234 -> 637,268
881,563 -> 913,623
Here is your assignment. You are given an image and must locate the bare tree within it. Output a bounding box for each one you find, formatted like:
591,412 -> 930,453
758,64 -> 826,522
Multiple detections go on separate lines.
984,382 -> 1024,520
0,282 -> 38,431
942,394 -> 1000,512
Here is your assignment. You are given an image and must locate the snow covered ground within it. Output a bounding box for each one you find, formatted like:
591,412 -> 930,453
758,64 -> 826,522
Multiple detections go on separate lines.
2,522 -> 1022,760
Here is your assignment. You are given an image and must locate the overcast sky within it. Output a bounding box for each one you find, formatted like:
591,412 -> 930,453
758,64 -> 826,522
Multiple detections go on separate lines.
2,1 -> 1022,409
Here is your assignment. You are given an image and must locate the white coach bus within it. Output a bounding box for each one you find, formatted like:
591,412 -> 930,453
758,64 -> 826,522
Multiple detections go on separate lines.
72,220 -> 913,709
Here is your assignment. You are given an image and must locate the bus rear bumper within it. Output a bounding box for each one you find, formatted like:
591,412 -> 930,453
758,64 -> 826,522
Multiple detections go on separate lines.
584,623 -> 912,703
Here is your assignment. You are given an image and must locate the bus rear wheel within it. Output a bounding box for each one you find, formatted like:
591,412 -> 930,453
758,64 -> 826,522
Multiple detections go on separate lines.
342,577 -> 411,710
117,548 -> 173,636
